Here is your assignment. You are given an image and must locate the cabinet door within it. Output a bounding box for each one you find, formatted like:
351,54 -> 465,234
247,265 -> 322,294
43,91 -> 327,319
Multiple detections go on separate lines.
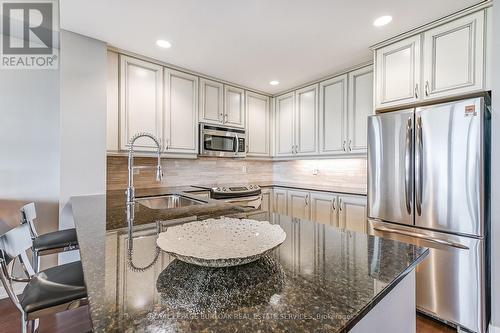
275,92 -> 295,156
273,188 -> 288,215
422,11 -> 485,100
375,35 -> 421,109
199,78 -> 223,124
310,192 -> 338,227
319,74 -> 347,155
224,85 -> 245,128
338,195 -> 367,233
348,66 -> 373,153
260,188 -> 271,212
164,69 -> 198,154
119,55 -> 163,150
287,190 -> 310,220
295,84 -> 318,155
246,91 -> 270,156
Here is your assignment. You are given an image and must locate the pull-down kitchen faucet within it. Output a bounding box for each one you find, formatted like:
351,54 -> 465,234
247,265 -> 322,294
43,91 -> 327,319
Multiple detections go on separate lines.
126,132 -> 163,205
126,133 -> 163,233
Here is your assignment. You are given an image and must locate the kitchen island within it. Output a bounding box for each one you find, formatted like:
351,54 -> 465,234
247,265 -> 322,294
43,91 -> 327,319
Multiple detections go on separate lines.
71,191 -> 428,332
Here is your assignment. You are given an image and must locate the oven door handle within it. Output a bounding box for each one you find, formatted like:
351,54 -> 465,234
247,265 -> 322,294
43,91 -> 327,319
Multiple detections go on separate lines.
223,195 -> 262,203
373,226 -> 469,250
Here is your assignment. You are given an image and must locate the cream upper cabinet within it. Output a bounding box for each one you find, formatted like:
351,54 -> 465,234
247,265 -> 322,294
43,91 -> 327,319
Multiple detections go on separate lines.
287,190 -> 310,220
338,194 -> 367,233
224,85 -> 245,128
375,35 -> 421,109
310,192 -> 338,227
119,55 -> 163,151
273,188 -> 288,215
164,69 -> 198,154
199,78 -> 224,124
319,74 -> 347,155
422,11 -> 485,100
295,84 -> 318,155
275,92 -> 295,156
348,66 -> 373,153
246,91 -> 270,156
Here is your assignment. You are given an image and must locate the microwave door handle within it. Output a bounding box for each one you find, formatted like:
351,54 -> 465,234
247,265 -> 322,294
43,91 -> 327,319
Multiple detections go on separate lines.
234,134 -> 239,154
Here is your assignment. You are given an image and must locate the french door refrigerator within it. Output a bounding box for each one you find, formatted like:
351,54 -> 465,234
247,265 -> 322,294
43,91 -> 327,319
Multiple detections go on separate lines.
367,96 -> 490,333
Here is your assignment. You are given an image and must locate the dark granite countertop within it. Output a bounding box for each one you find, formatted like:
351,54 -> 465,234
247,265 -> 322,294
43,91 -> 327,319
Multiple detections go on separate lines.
72,194 -> 427,332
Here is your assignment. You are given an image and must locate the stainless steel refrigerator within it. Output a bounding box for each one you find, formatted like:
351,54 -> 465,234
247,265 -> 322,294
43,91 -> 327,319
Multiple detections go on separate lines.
367,96 -> 490,333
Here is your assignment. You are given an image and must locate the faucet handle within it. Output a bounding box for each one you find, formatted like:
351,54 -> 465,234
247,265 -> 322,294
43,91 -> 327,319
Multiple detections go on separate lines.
156,165 -> 163,182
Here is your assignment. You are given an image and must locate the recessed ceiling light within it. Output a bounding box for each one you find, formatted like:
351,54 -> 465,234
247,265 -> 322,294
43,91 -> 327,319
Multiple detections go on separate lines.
373,15 -> 392,27
156,39 -> 172,48
269,80 -> 280,86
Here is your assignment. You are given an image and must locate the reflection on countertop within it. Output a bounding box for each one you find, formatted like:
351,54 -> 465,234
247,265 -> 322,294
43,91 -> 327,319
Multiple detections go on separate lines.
71,194 -> 426,332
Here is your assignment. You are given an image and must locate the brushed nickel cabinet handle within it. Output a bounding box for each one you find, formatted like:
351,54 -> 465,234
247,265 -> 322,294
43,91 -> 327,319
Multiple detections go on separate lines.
414,83 -> 419,98
425,81 -> 430,97
342,140 -> 346,152
348,139 -> 352,152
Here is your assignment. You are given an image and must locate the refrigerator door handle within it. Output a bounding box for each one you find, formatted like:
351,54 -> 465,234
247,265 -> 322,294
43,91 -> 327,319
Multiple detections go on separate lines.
415,116 -> 423,216
404,117 -> 413,214
372,226 -> 469,250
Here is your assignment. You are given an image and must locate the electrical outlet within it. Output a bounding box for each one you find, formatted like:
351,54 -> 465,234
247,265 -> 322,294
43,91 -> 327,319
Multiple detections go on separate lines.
242,165 -> 247,173
134,169 -> 140,175
312,168 -> 319,176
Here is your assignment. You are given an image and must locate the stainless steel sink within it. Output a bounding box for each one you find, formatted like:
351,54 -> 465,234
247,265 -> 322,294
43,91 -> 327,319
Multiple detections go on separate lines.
135,195 -> 206,210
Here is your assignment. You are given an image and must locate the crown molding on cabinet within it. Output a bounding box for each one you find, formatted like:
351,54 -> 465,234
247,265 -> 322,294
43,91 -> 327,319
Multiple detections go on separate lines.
271,61 -> 373,97
370,0 -> 492,50
107,45 -> 274,98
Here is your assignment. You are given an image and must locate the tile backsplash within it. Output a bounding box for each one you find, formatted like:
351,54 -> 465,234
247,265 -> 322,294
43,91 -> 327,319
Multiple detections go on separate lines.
273,158 -> 367,192
107,156 -> 273,190
107,156 -> 367,192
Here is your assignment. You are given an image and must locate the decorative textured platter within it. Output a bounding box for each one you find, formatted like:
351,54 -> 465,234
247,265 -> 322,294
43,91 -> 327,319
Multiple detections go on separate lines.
156,217 -> 286,267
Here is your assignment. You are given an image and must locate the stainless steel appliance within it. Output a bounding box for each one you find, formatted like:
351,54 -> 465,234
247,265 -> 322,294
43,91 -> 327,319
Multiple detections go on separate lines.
367,96 -> 490,333
195,184 -> 262,209
199,124 -> 246,158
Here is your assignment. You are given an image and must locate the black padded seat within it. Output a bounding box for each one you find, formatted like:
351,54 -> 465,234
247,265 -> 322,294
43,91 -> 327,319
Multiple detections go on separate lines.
32,228 -> 78,252
19,261 -> 87,314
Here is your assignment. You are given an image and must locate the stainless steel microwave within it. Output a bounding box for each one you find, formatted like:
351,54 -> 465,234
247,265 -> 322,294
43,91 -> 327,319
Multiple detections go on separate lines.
199,124 -> 246,158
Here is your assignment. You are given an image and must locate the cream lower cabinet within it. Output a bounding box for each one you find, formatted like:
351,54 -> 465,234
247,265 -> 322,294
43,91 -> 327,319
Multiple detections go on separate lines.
164,69 -> 198,154
287,190 -> 310,220
260,188 -> 272,212
246,91 -> 270,156
338,194 -> 368,233
119,55 -> 163,151
295,190 -> 367,233
273,188 -> 288,215
310,192 -> 338,227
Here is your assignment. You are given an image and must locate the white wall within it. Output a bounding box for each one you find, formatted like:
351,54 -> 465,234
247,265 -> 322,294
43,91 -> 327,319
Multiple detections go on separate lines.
59,30 -> 107,263
0,60 -> 60,269
490,1 -> 500,332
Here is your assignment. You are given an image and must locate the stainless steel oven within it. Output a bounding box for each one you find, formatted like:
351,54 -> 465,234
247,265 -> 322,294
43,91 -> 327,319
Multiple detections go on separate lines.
199,124 -> 246,158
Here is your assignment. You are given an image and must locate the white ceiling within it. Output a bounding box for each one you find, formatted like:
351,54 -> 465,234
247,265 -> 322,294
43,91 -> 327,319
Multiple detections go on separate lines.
60,0 -> 483,94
